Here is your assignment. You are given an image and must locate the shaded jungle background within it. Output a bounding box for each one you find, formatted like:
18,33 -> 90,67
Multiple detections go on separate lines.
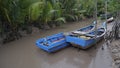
0,0 -> 120,43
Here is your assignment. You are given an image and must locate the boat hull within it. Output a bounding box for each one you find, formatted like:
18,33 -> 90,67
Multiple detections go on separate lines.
66,22 -> 106,49
66,35 -> 102,49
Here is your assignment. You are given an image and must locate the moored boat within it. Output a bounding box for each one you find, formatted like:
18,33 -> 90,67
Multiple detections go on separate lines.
70,21 -> 96,35
36,33 -> 69,53
66,22 -> 106,49
107,17 -> 114,23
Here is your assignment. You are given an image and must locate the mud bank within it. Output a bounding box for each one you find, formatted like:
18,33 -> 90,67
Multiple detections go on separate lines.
0,19 -> 113,68
109,40 -> 120,68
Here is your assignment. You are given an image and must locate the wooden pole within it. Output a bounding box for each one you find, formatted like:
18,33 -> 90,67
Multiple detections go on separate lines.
95,0 -> 97,39
105,0 -> 108,30
91,1 -> 98,68
105,0 -> 107,22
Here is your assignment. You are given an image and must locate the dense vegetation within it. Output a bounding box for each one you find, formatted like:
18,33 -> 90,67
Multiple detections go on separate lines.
0,0 -> 120,43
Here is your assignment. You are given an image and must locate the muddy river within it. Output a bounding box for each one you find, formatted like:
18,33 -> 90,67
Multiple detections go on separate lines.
0,19 -> 113,68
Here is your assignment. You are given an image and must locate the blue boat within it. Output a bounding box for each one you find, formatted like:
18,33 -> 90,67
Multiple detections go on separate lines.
66,22 -> 106,49
71,21 -> 96,35
36,33 -> 69,53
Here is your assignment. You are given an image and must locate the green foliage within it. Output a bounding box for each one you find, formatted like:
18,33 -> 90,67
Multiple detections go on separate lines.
29,2 -> 43,21
59,0 -> 84,21
29,0 -> 66,27
79,0 -> 95,17
0,0 -> 119,43
108,0 -> 120,13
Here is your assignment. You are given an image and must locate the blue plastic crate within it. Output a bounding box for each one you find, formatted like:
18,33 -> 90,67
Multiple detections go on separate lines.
36,33 -> 69,53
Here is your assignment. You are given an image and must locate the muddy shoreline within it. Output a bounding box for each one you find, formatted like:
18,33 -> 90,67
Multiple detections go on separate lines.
0,19 -> 113,68
109,40 -> 120,68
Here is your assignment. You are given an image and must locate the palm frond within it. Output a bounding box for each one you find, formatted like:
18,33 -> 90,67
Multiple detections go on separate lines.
3,8 -> 12,25
55,17 -> 66,23
29,2 -> 43,21
64,14 -> 76,20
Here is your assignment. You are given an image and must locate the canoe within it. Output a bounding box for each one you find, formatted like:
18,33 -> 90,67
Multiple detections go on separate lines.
66,22 -> 106,49
70,21 -> 96,35
36,33 -> 69,53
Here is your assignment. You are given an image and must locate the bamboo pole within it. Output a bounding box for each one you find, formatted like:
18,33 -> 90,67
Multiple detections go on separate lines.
90,1 -> 98,68
105,0 -> 107,22
95,0 -> 97,39
105,0 -> 108,30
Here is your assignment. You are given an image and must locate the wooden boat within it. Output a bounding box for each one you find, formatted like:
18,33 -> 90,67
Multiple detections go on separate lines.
100,14 -> 114,23
66,22 -> 106,49
107,17 -> 114,23
36,33 -> 69,53
70,21 -> 96,35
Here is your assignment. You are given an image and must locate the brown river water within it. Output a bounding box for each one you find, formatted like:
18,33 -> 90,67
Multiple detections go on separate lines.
0,19 -> 113,68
